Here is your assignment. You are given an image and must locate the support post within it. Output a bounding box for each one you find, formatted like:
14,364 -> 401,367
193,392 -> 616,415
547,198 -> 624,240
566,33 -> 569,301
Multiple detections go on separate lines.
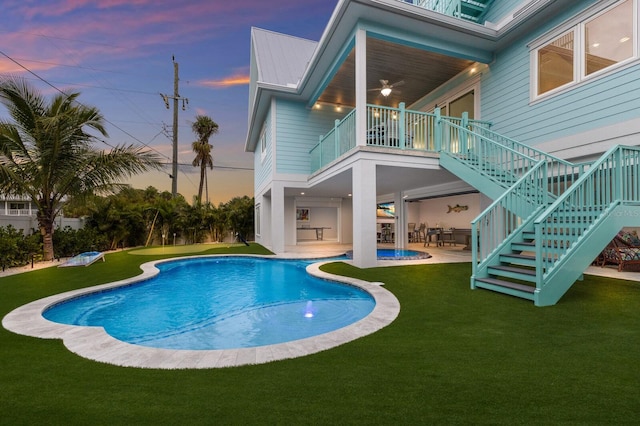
355,28 -> 367,147
352,160 -> 378,268
395,192 -> 406,249
271,182 -> 286,254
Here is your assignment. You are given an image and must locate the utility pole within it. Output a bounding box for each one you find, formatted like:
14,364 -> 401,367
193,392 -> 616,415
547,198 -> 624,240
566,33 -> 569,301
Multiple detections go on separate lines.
160,56 -> 188,198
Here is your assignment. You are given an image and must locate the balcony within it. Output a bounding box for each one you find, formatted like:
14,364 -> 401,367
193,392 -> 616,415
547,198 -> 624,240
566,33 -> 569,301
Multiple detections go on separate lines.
310,104 -> 491,174
400,0 -> 494,24
7,209 -> 32,216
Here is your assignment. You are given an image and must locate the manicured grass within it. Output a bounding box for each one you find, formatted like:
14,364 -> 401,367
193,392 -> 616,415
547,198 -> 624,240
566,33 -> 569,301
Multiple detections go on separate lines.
1,245 -> 639,424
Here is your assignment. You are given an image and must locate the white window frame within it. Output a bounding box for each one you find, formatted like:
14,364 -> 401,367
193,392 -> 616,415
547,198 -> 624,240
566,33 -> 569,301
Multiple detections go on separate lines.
530,0 -> 638,102
259,124 -> 267,162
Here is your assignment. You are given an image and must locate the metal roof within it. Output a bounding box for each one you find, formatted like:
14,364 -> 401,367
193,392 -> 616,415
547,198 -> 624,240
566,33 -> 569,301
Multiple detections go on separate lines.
251,27 -> 318,88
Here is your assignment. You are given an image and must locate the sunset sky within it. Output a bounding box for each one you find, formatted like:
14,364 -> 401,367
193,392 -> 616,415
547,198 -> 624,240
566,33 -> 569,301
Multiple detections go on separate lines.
0,0 -> 338,204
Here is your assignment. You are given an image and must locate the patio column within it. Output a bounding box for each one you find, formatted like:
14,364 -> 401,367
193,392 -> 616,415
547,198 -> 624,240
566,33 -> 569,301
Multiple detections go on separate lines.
352,160 -> 377,268
395,192 -> 406,249
355,27 -> 367,148
271,182 -> 285,254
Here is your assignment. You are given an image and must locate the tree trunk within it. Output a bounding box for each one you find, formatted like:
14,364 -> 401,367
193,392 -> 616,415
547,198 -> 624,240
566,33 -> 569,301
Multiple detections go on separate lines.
40,219 -> 55,261
205,167 -> 209,204
198,164 -> 206,203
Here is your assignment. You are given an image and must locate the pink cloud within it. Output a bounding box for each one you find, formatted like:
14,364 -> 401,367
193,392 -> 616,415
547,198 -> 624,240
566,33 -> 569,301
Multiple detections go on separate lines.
2,0 -> 331,87
197,74 -> 250,89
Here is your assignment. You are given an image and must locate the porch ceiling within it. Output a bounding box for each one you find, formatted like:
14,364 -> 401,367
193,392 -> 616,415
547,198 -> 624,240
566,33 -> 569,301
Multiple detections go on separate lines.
284,163 -> 460,199
317,37 -> 476,108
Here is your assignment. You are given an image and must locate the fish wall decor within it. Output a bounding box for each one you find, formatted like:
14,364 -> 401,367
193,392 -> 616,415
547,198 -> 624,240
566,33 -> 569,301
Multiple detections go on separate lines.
447,204 -> 468,213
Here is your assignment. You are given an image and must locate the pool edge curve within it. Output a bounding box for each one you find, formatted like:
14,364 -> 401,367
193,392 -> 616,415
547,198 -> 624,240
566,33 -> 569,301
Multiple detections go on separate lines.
2,254 -> 400,370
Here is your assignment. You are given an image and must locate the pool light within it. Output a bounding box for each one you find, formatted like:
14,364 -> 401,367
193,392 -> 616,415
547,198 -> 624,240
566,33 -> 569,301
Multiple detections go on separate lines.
304,301 -> 315,318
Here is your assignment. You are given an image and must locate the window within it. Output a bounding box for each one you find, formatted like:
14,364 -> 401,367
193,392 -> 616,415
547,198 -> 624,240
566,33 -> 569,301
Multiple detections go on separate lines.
584,0 -> 634,76
532,0 -> 637,99
9,202 -> 27,210
538,31 -> 575,95
448,90 -> 475,119
259,124 -> 267,161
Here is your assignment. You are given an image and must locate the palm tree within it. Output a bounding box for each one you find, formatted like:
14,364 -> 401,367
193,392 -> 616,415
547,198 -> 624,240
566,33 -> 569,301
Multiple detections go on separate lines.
0,77 -> 162,261
191,115 -> 218,204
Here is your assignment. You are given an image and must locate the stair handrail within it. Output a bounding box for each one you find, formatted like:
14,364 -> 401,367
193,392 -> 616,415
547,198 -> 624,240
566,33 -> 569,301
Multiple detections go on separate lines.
471,159 -> 548,276
533,145 -> 640,286
470,125 -> 590,196
439,118 -> 543,188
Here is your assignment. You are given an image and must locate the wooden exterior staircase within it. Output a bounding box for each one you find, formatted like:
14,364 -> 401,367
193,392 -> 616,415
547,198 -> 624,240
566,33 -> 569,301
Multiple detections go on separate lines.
438,117 -> 640,306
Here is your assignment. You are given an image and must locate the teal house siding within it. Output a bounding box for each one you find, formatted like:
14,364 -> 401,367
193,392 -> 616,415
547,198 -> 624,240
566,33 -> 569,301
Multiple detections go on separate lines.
275,99 -> 348,175
481,0 -> 639,147
254,108 -> 272,189
482,0 -> 523,24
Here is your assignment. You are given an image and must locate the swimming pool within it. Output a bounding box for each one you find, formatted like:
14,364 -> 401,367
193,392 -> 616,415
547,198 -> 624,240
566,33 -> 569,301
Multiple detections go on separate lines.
43,257 -> 375,350
345,249 -> 431,260
3,254 -> 400,368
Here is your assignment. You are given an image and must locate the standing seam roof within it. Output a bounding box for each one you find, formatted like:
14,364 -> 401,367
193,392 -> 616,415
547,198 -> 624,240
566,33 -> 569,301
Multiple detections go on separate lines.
251,27 -> 318,88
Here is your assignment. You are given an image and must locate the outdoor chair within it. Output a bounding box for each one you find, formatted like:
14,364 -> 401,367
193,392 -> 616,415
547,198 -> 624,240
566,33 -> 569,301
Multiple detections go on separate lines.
416,223 -> 426,243
599,230 -> 640,271
423,223 -> 440,247
408,223 -> 416,242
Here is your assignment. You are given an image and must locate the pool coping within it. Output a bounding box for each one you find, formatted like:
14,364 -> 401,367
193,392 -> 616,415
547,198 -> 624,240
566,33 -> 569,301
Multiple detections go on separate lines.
2,254 -> 400,370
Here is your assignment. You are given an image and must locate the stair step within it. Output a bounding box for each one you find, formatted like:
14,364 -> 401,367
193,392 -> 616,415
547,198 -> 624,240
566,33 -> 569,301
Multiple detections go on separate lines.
475,277 -> 536,294
499,253 -> 536,267
487,265 -> 537,282
511,241 -> 535,251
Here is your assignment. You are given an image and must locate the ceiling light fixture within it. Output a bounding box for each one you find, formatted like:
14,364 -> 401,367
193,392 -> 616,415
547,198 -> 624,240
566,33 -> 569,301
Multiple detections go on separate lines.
380,87 -> 392,97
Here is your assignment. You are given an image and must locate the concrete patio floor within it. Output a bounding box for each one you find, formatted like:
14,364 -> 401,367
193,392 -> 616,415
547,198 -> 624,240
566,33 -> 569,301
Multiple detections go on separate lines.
286,240 -> 640,282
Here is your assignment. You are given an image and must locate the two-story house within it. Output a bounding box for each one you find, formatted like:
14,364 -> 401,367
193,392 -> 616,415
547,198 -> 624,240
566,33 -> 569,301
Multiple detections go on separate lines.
245,0 -> 640,305
0,195 -> 84,234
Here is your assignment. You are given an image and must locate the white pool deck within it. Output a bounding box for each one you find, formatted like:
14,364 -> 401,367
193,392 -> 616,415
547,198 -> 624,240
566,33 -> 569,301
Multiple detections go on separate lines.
2,243 -> 638,369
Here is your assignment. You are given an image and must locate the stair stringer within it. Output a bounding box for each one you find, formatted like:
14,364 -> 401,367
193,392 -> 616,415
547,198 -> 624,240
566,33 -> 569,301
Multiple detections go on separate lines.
534,204 -> 640,306
439,151 -> 546,219
439,152 -> 511,201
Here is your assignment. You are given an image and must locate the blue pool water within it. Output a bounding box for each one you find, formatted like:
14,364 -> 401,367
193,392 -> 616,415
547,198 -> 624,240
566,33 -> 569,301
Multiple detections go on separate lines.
43,257 -> 375,350
346,249 -> 431,260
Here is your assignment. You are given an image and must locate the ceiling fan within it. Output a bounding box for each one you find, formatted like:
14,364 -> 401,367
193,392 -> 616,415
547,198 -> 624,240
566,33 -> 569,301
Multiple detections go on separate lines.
369,79 -> 404,97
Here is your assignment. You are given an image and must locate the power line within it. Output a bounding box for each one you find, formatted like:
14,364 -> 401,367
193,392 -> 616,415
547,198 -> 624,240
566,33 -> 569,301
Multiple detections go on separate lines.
40,34 -> 164,136
0,49 -> 171,166
0,50 -> 243,199
168,162 -> 253,171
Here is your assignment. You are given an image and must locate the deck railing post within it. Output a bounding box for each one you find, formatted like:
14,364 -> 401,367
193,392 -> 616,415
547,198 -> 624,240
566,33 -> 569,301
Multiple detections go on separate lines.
318,135 -> 323,170
461,111 -> 469,153
399,102 -> 406,149
615,146 -> 624,201
434,107 -> 442,152
334,119 -> 340,162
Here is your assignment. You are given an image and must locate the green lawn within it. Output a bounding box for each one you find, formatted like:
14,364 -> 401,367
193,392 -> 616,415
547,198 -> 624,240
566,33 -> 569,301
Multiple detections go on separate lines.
1,245 -> 639,424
